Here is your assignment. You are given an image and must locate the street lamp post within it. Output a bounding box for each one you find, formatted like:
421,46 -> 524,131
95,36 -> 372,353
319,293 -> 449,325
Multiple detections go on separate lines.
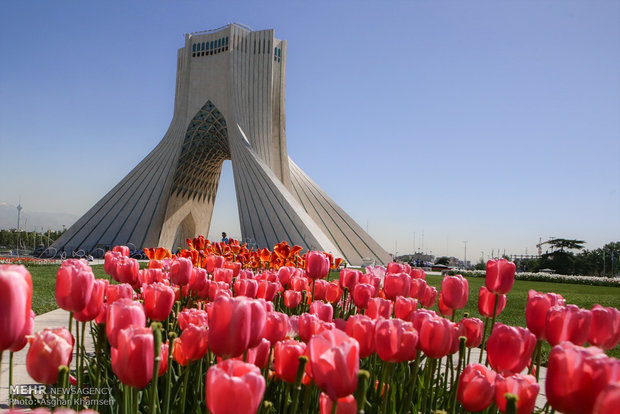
463,241 -> 468,270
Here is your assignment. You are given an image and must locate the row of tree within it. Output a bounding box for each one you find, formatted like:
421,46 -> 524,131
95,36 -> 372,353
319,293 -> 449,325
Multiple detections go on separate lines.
0,229 -> 66,251
471,239 -> 619,277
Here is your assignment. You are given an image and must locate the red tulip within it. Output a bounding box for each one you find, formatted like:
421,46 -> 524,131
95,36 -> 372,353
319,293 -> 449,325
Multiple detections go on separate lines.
264,311 -> 289,344
375,318 -> 418,362
158,341 -> 169,377
26,327 -> 74,384
74,279 -> 108,322
0,264 -> 33,351
588,304 -> 620,349
274,338 -> 306,383
235,278 -> 258,298
546,341 -> 616,414
461,317 -> 484,348
214,267 -> 233,284
394,296 -> 418,320
142,282 -> 175,322
178,308 -> 208,329
325,282 -> 343,303
284,290 -> 302,309
319,393 -> 357,414
307,329 -> 359,401
115,256 -> 140,287
139,268 -> 165,285
593,382 -> 620,414
205,255 -> 225,274
206,360 -> 266,414
409,278 -> 427,299
384,273 -> 411,301
111,326 -> 154,388
438,292 -> 453,317
487,323 -> 536,375
494,374 -> 539,414
545,304 -> 592,346
418,316 -> 455,358
188,267 -> 207,293
339,268 -> 361,290
478,286 -> 507,318
299,313 -> 334,342
345,314 -> 376,358
310,301 -> 334,323
366,297 -> 392,320
419,285 -> 437,308
56,259 -> 95,313
208,296 -> 252,358
113,245 -> 130,256
485,258 -> 516,294
525,290 -> 565,339
9,310 -> 35,352
441,274 -> 469,310
352,283 -> 375,309
457,363 -> 497,412
305,251 -> 330,280
106,283 -> 135,304
106,299 -> 146,348
170,257 -> 192,286
173,324 -> 209,366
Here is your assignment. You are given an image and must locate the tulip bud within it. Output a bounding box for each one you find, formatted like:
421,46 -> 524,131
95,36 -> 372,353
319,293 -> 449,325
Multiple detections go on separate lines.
26,328 -> 74,384
487,324 -> 536,375
374,318 -> 418,362
485,258 -> 516,294
74,279 -> 108,322
441,274 -> 469,310
274,338 -> 306,383
206,360 -> 266,414
479,286 -> 507,318
305,251 -> 330,280
142,282 -> 175,322
0,264 -> 33,351
345,314 -> 376,358
457,364 -> 497,412
545,305 -> 592,346
111,326 -> 154,388
56,259 -> 95,313
588,304 -> 620,350
494,374 -> 539,414
170,257 -> 193,286
106,299 -> 146,348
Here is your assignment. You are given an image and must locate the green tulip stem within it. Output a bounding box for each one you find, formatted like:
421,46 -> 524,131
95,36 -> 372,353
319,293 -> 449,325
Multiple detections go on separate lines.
331,399 -> 338,414
179,363 -> 191,412
381,363 -> 395,414
8,352 -> 13,408
150,322 -> 162,414
504,393 -> 518,414
163,332 -> 176,414
536,339 -> 543,382
485,294 -> 500,366
134,386 -> 140,413
451,337 -> 467,414
79,321 -> 86,392
75,318 -> 81,390
479,317 -> 489,363
401,351 -> 421,414
311,279 -> 316,305
288,355 -> 308,414
68,312 -> 73,337
355,370 -> 370,414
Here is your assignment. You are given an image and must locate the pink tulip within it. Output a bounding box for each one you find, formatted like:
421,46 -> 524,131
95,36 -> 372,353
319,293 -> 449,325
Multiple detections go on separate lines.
545,304 -> 592,346
170,257 -> 193,286
104,250 -> 122,279
106,283 -> 135,303
305,251 -> 330,280
457,363 -> 497,412
178,307 -> 209,329
307,329 -> 359,401
593,382 -> 620,414
310,301 -> 333,322
441,274 -> 469,310
485,258 -> 516,294
478,286 -> 507,318
384,272 -> 411,301
374,318 -> 418,362
205,255 -> 225,274
319,393 -> 357,414
206,360 -> 266,414
394,296 -> 418,320
461,317 -> 484,348
438,292 -> 453,317
284,290 -> 302,309
264,311 -> 289,344
26,328 -> 74,384
208,296 -> 253,358
188,267 -> 207,293
142,282 -> 175,322
113,245 -> 130,256
274,339 -> 306,383
235,278 -> 258,298
111,326 -> 154,388
352,283 -> 375,309
325,282 -> 343,303
214,267 -> 233,284
366,297 -> 392,320
299,312 -> 335,342
173,324 -> 209,366
256,280 -> 279,301
417,315 -> 454,358
495,374 -> 539,414
345,314 -> 376,358
0,265 -> 33,351
56,259 -> 95,313
339,268 -> 361,290
409,278 -> 428,299
223,261 -> 241,278
409,268 -> 426,280
386,262 -> 405,274
525,290 -> 565,339
106,299 -> 146,348
419,285 -> 437,308
115,256 -> 140,287
588,304 -> 620,349
74,279 -> 108,322
139,268 -> 165,285
487,323 -> 536,375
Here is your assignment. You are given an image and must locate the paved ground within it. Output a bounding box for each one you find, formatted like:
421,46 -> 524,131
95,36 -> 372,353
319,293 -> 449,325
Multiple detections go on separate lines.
0,308 -> 95,408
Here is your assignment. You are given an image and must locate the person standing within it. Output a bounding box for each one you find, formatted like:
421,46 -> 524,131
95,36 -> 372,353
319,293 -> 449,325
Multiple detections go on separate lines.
221,232 -> 229,243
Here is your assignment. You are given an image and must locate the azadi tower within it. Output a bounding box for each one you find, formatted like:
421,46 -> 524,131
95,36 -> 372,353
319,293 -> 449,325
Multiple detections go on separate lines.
52,24 -> 391,266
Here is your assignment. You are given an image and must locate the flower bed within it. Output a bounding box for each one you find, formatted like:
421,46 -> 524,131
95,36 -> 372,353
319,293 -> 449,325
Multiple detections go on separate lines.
1,237 -> 618,414
447,269 -> 620,287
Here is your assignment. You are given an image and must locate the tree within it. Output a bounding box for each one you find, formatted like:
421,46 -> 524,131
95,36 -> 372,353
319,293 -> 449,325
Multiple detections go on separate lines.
547,238 -> 585,252
435,256 -> 450,266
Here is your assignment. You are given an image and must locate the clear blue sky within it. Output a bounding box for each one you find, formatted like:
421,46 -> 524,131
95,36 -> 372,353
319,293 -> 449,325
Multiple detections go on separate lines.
1,1 -> 618,261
